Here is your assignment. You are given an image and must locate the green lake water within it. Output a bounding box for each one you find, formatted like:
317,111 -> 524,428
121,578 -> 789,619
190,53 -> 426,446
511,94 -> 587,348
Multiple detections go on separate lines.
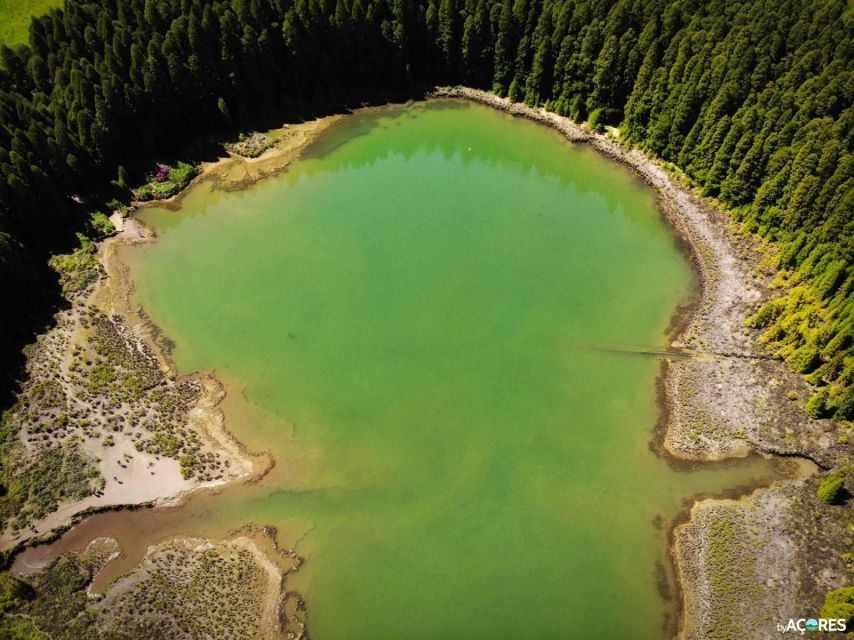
120,100 -> 782,639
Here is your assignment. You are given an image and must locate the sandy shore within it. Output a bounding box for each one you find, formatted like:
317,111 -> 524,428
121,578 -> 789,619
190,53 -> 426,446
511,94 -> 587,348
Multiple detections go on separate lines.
432,87 -> 851,639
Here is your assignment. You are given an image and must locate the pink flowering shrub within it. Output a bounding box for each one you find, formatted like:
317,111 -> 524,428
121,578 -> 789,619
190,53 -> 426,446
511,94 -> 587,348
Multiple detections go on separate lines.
154,164 -> 170,181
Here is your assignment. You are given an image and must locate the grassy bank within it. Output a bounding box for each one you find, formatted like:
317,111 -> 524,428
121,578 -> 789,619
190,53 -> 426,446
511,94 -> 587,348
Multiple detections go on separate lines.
0,0 -> 60,46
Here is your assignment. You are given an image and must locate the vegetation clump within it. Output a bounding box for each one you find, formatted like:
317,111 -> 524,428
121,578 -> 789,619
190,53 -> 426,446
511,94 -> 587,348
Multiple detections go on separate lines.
0,433 -> 103,532
0,573 -> 34,613
88,212 -> 116,239
816,466 -> 850,505
820,586 -> 854,628
47,234 -> 103,299
132,162 -> 198,202
225,132 -> 272,159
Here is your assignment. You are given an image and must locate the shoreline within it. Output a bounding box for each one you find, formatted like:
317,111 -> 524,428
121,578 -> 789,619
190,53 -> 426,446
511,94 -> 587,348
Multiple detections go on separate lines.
1,115 -> 334,638
432,87 -> 850,639
3,90 -> 849,638
133,115 -> 344,214
0,213 -> 258,555
0,116 -> 340,557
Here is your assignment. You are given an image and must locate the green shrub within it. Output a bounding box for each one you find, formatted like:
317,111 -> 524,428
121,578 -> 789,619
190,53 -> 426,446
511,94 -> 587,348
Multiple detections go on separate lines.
86,363 -> 116,394
0,616 -> 49,640
149,432 -> 182,457
587,108 -> 605,133
787,344 -> 822,374
805,388 -> 830,419
508,78 -> 522,103
89,212 -> 115,239
133,161 -> 198,201
0,572 -> 34,612
819,586 -> 854,627
111,164 -> 129,191
746,298 -> 785,329
47,234 -> 103,297
816,466 -> 850,505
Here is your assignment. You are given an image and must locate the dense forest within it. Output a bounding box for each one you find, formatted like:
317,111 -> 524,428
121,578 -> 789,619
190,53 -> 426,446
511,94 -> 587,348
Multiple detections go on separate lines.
0,0 -> 851,417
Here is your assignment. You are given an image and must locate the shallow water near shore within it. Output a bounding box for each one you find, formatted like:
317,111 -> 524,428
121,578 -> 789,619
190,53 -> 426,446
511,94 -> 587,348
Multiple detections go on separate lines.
85,100 -> 781,638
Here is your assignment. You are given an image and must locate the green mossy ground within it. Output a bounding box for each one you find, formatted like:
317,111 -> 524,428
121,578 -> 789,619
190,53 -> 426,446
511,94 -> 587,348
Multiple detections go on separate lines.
0,0 -> 61,46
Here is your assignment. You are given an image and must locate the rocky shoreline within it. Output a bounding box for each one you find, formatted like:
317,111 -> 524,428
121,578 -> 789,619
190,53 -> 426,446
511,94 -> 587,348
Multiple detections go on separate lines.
432,86 -> 851,639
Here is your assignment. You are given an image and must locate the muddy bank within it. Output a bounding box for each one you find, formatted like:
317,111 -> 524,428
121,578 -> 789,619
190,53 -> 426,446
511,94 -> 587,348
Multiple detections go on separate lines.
432,87 -> 852,639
